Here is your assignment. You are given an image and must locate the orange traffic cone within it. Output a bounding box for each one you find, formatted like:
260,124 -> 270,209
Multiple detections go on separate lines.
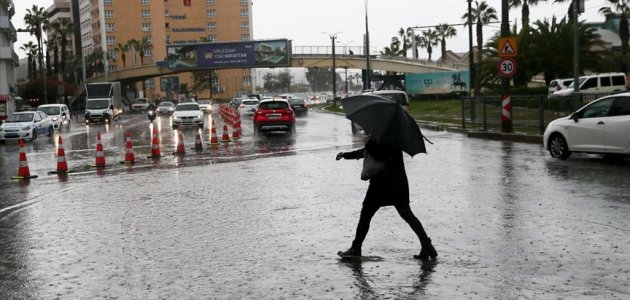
193,129 -> 203,151
56,135 -> 68,173
150,127 -> 161,158
94,132 -> 106,167
209,120 -> 219,146
175,125 -> 186,155
220,124 -> 231,143
231,120 -> 241,140
123,130 -> 135,163
12,139 -> 37,179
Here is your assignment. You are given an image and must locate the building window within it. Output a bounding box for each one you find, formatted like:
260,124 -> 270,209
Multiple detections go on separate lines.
240,0 -> 248,5
107,49 -> 117,60
104,10 -> 114,18
166,35 -> 170,44
106,36 -> 116,45
207,9 -> 216,17
142,23 -> 152,32
144,49 -> 153,58
240,34 -> 250,41
108,65 -> 117,72
243,76 -> 251,86
206,0 -> 215,4
144,35 -> 152,43
207,35 -> 217,42
140,0 -> 150,5
104,0 -> 113,5
207,22 -> 216,30
145,79 -> 154,89
240,22 -> 248,30
106,23 -> 115,32
240,9 -> 248,17
141,10 -> 150,18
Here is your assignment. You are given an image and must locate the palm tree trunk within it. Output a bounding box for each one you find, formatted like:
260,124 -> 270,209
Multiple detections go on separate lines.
620,14 -> 629,73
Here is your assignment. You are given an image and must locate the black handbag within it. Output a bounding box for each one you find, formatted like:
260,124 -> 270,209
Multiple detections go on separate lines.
361,151 -> 386,181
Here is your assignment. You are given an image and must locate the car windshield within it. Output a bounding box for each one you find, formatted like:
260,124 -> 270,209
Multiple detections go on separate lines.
86,99 -> 110,109
288,99 -> 305,104
198,100 -> 211,105
259,101 -> 288,109
242,100 -> 258,105
38,106 -> 61,115
134,99 -> 147,104
176,104 -> 200,111
7,113 -> 34,122
159,102 -> 174,107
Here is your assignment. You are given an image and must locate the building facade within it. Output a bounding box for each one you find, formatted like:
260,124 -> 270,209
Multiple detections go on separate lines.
85,0 -> 254,100
0,0 -> 17,120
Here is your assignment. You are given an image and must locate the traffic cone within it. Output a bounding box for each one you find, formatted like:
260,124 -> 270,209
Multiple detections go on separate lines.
12,139 -> 37,179
150,127 -> 161,158
220,124 -> 231,143
94,132 -> 106,167
56,135 -> 68,173
231,120 -> 241,140
209,120 -> 219,146
175,125 -> 186,155
123,130 -> 135,163
192,129 -> 203,151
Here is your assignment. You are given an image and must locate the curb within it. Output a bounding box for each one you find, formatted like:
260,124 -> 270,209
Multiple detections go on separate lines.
316,106 -> 543,145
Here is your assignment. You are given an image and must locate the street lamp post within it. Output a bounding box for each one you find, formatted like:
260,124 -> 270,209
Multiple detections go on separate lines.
364,0 -> 371,90
324,32 -> 340,106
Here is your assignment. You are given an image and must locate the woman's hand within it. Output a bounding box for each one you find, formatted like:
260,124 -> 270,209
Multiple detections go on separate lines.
336,152 -> 344,160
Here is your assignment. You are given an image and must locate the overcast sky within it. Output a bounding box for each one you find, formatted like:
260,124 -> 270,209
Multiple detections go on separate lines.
13,0 -> 610,60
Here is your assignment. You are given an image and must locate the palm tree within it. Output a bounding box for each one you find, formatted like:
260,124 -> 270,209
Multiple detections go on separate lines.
435,23 -> 457,62
127,39 -> 139,66
396,27 -> 411,57
462,1 -> 498,94
599,0 -> 630,73
136,37 -> 153,65
380,37 -> 401,56
509,0 -> 546,33
24,5 -> 48,76
51,18 -> 74,81
420,29 -> 439,61
20,42 -> 38,79
46,32 -> 60,75
116,43 -> 129,68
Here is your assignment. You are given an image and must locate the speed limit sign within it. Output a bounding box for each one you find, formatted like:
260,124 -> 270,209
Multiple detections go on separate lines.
498,57 -> 517,77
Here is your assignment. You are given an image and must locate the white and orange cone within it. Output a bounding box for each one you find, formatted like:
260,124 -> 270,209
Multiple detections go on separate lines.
220,124 -> 231,143
175,125 -> 186,155
209,120 -> 219,146
12,139 -> 37,179
124,130 -> 135,163
231,120 -> 241,140
150,126 -> 161,158
193,129 -> 203,151
56,135 -> 68,173
94,132 -> 106,167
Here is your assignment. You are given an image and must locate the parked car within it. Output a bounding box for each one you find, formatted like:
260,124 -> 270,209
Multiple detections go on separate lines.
197,99 -> 213,114
156,101 -> 175,115
253,98 -> 295,135
0,111 -> 54,142
553,73 -> 627,97
131,98 -> 150,112
548,78 -> 573,98
288,98 -> 308,116
172,102 -> 204,129
543,93 -> 630,159
238,98 -> 259,116
37,104 -> 71,130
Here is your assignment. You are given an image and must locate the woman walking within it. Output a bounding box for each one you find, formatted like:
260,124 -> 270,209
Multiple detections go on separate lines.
336,133 -> 437,259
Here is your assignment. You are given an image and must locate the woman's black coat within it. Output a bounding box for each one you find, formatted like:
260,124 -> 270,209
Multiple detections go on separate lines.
342,139 -> 409,207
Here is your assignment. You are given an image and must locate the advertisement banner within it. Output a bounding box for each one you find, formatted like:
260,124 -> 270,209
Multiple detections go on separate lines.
405,71 -> 470,94
167,39 -> 290,70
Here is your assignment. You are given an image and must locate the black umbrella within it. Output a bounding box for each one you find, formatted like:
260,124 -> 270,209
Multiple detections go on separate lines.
341,94 -> 427,156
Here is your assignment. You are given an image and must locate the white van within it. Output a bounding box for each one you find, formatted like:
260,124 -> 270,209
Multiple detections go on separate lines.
553,73 -> 627,96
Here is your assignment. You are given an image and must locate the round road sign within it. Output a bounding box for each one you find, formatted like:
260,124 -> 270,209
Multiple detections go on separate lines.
498,57 -> 517,77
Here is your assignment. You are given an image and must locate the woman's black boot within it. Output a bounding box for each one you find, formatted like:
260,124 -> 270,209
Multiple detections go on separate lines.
414,238 -> 438,259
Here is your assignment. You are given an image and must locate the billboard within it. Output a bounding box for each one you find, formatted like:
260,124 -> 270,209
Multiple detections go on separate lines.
405,71 -> 470,94
167,39 -> 290,70
160,76 -> 180,93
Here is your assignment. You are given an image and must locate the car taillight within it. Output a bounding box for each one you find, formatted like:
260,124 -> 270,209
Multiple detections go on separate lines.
556,85 -> 561,91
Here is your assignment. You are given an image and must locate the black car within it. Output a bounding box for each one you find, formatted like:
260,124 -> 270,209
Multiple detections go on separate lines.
288,98 -> 308,116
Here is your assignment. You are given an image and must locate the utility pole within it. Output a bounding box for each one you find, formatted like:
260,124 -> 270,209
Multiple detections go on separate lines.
467,0 -> 475,96
500,0 -> 513,133
364,0 -> 371,90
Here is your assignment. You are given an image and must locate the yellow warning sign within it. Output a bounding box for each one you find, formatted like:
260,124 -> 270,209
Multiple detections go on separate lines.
498,37 -> 517,57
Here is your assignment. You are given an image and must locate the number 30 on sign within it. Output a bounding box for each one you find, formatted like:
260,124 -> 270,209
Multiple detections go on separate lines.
498,57 -> 517,77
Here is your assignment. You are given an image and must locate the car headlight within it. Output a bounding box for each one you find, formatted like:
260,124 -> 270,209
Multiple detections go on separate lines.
53,117 -> 59,121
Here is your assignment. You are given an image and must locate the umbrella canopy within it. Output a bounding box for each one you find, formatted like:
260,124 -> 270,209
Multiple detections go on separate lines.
341,94 -> 427,156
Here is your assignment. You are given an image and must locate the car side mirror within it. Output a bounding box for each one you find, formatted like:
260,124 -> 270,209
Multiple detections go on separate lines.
570,113 -> 579,122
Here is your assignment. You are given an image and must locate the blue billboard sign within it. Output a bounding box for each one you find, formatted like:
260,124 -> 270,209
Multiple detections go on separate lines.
405,71 -> 470,94
167,39 -> 290,70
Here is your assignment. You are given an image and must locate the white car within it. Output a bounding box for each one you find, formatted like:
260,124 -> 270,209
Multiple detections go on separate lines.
172,102 -> 204,129
543,93 -> 630,159
548,78 -> 573,98
156,101 -> 175,115
238,98 -> 259,116
131,98 -> 150,112
37,104 -> 71,130
197,99 -> 213,114
0,111 -> 54,142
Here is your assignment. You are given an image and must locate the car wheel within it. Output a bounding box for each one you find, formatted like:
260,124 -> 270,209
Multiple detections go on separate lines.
548,134 -> 571,159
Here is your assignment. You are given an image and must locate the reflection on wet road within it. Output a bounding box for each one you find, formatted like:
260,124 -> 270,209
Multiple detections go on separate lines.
1,108 -> 629,298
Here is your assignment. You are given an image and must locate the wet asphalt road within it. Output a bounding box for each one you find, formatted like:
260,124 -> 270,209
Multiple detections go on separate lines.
1,108 -> 629,299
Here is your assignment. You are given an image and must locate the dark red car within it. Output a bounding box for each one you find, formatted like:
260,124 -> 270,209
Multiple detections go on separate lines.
253,98 -> 296,135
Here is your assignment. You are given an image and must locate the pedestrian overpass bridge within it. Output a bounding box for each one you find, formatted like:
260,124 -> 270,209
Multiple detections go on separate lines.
90,53 -> 462,84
